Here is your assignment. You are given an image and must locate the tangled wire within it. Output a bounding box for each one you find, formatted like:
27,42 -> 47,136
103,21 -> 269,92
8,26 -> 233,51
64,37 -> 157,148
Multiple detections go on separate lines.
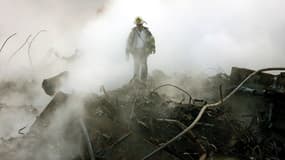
142,67 -> 285,160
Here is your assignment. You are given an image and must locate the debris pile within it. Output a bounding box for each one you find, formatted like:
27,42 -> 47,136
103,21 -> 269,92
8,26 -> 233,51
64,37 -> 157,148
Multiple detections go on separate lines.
1,67 -> 285,160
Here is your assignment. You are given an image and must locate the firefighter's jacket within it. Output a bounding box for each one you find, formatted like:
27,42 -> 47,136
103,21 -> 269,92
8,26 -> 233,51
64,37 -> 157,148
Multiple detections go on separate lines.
126,26 -> 155,54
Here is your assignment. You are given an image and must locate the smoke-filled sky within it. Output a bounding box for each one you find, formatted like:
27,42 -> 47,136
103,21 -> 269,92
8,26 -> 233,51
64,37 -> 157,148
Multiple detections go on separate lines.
1,0 -> 285,90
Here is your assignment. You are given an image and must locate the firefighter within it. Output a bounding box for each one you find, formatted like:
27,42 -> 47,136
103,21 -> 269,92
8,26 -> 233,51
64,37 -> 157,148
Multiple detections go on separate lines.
126,17 -> 156,81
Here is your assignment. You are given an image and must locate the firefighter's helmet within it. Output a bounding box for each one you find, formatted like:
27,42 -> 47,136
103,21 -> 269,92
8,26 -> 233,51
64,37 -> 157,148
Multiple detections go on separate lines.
134,17 -> 146,25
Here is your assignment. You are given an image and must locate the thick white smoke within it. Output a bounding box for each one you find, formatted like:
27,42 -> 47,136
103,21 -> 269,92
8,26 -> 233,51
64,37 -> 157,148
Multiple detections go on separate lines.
75,0 -> 285,91
1,0 -> 285,90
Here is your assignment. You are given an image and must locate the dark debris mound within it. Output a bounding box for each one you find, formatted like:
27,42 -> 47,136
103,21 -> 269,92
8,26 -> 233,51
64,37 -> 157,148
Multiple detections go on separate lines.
1,67 -> 285,160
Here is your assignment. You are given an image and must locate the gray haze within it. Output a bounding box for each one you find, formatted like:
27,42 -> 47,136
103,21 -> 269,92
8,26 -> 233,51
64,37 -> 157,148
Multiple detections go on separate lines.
1,0 -> 285,89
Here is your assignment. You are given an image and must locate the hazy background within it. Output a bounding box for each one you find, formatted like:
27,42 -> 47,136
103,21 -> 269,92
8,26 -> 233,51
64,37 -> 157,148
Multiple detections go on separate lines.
0,0 -> 285,90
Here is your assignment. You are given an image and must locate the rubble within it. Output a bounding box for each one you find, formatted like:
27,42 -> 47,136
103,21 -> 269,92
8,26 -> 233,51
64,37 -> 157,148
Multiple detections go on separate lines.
1,67 -> 285,160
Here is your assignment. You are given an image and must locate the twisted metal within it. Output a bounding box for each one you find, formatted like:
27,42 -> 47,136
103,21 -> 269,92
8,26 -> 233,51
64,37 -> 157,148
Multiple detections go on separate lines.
142,67 -> 285,160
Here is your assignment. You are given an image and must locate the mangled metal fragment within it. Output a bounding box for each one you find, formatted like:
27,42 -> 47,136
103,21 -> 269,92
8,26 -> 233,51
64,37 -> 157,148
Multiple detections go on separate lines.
30,92 -> 69,132
42,71 -> 69,96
